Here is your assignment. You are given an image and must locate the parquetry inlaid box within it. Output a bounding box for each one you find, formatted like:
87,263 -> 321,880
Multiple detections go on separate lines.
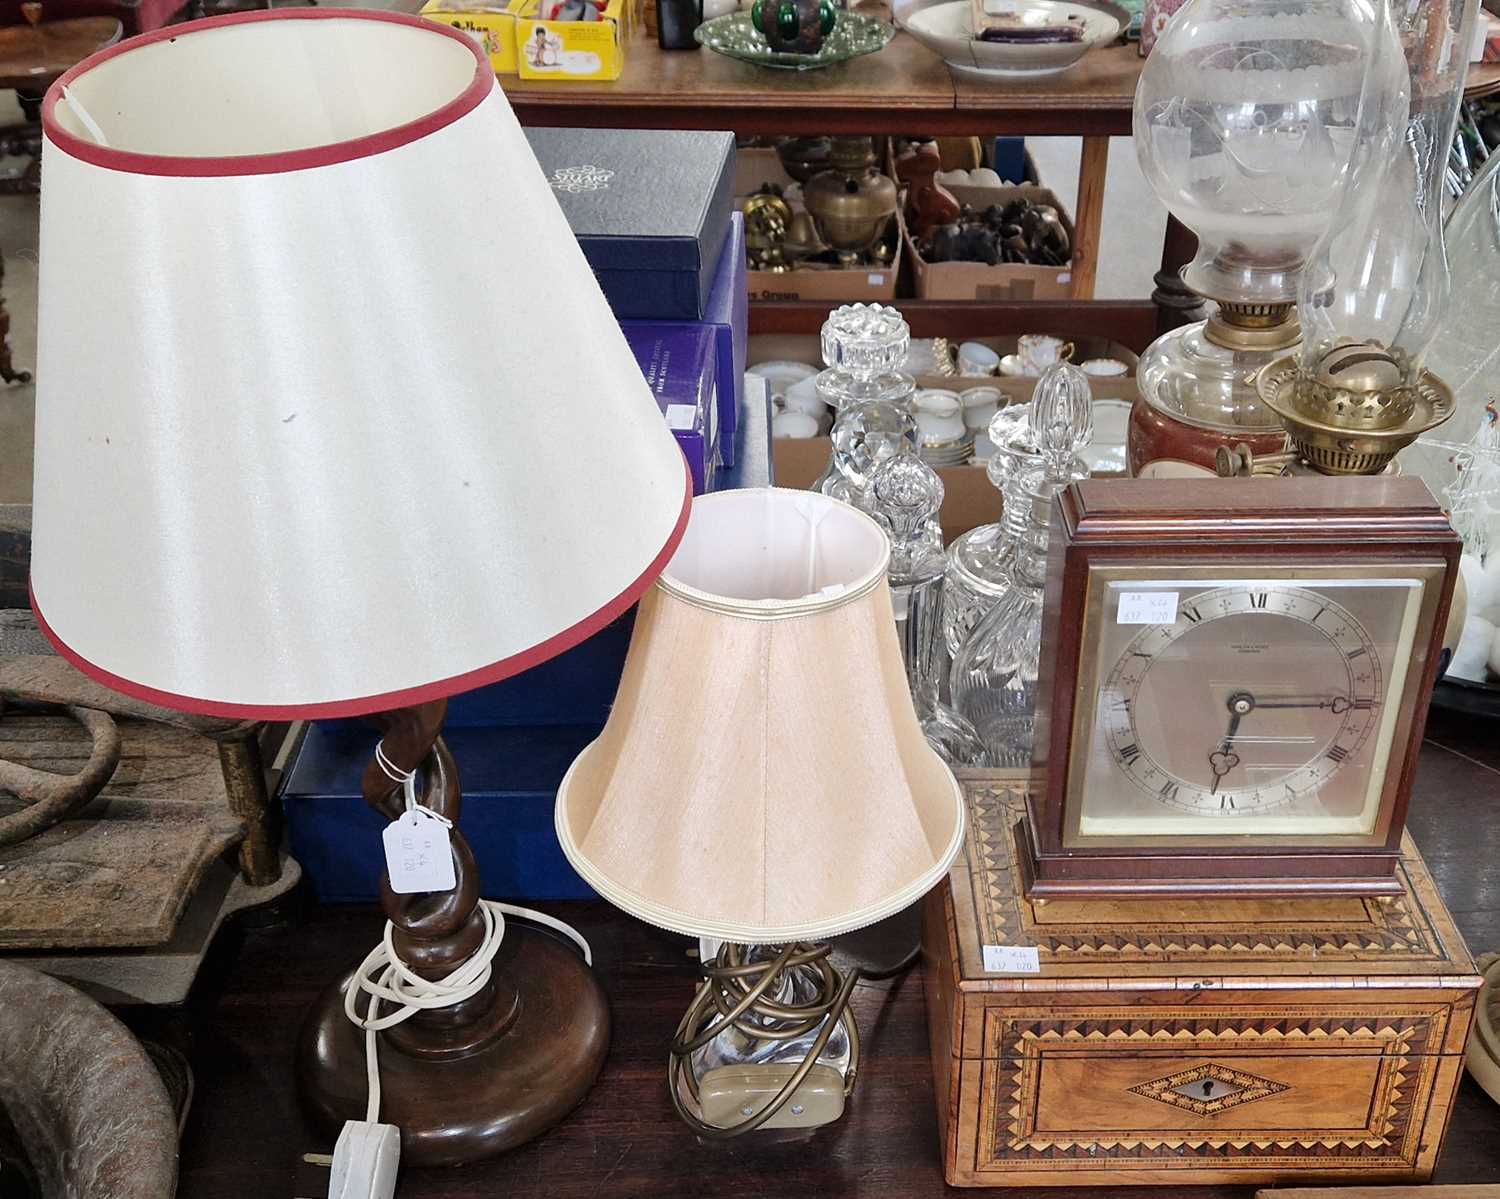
922,778 -> 1481,1189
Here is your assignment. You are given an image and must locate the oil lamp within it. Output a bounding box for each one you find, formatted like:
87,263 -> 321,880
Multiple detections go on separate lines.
1249,0 -> 1480,476
1128,0 -> 1393,476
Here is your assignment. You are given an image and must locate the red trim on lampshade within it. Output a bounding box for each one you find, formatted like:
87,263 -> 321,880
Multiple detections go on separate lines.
29,459 -> 694,720
42,9 -> 493,178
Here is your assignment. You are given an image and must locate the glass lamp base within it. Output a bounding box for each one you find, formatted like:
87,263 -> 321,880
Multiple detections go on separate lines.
1129,319 -> 1292,477
670,943 -> 858,1138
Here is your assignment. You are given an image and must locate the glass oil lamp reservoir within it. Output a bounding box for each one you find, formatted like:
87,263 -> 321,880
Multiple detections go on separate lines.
1129,0 -> 1391,476
1251,0 -> 1479,476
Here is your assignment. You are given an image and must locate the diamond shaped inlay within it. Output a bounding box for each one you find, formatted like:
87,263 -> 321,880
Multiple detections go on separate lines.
1128,1063 -> 1290,1116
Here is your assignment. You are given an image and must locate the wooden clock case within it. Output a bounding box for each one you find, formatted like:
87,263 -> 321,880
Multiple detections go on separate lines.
1021,477 -> 1460,899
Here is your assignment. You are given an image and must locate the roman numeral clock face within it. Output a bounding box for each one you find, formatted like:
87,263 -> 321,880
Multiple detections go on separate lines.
1074,578 -> 1424,842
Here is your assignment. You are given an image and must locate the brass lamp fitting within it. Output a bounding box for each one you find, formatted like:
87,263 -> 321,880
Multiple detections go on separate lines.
1255,339 -> 1454,476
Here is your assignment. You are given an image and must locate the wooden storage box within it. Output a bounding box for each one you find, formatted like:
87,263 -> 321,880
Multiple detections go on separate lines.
922,778 -> 1480,1189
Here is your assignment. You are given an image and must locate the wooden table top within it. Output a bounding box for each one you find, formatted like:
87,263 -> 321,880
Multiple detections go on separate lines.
502,19 -> 1141,136
0,16 -> 120,93
165,704 -> 1500,1199
1468,60 -> 1500,100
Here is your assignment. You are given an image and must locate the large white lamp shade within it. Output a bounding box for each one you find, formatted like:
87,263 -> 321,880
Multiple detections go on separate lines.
30,9 -> 690,718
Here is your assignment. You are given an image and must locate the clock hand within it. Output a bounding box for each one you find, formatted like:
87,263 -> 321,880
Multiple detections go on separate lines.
1252,696 -> 1354,712
1208,692 -> 1253,794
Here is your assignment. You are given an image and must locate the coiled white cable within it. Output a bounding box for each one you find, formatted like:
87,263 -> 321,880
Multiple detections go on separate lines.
345,742 -> 593,1123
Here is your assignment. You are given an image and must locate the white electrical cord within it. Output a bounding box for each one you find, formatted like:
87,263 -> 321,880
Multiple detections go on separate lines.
344,741 -> 593,1123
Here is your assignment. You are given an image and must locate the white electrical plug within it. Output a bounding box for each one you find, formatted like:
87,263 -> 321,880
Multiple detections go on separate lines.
328,1121 -> 400,1199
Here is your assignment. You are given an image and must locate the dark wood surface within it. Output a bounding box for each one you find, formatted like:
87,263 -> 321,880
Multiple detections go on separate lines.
501,17 -> 1140,136
0,16 -> 119,91
161,706 -> 1500,1199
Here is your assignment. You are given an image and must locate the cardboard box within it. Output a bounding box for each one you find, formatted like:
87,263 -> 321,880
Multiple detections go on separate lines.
754,332 -> 1137,541
515,0 -> 628,80
527,128 -> 736,320
625,323 -> 720,494
421,0 -> 523,73
735,147 -> 902,304
905,184 -> 1077,301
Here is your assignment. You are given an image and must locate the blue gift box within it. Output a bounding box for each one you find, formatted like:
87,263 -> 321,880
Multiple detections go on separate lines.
281,386 -> 771,903
623,323 -> 719,495
624,211 -> 747,468
524,127 -> 736,321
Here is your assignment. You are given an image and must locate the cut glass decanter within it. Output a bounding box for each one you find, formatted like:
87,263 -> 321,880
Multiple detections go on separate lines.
872,456 -> 986,767
811,303 -> 918,510
940,402 -> 1040,661
949,365 -> 1092,767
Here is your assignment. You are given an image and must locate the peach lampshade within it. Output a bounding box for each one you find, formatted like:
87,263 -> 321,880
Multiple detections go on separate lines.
29,10 -> 689,719
556,487 -> 965,943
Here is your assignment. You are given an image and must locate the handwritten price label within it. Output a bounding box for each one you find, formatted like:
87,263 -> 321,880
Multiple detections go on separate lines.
381,809 -> 456,894
1116,590 -> 1179,625
982,945 -> 1041,974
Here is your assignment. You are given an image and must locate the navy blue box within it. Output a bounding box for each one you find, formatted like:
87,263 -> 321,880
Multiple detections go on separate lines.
524,127 -> 735,321
280,386 -> 773,904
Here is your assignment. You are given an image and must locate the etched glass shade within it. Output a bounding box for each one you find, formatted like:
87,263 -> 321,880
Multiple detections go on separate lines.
1134,0 -> 1386,306
1297,0 -> 1478,386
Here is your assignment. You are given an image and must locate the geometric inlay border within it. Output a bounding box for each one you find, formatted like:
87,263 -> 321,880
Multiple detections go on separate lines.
962,782 -> 1451,966
982,1007 -> 1436,1164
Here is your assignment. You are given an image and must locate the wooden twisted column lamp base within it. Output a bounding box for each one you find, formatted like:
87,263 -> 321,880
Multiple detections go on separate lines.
296,700 -> 609,1166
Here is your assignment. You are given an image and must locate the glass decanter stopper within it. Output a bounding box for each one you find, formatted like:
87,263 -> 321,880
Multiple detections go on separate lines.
940,402 -> 1040,661
872,456 -> 986,767
949,365 -> 1092,767
811,303 -> 918,509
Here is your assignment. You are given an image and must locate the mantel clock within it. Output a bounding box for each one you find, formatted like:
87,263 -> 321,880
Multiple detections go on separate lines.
1020,477 -> 1459,898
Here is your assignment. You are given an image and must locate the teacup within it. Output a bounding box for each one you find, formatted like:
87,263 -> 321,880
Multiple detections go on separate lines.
1081,357 -> 1128,377
1018,334 -> 1074,372
957,341 -> 1000,377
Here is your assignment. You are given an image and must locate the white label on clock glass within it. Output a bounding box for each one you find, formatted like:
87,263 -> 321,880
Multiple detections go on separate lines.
983,945 -> 1041,974
1117,591 -> 1178,625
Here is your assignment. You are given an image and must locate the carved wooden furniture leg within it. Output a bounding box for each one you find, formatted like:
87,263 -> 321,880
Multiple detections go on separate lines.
296,699 -> 609,1166
1152,214 -> 1207,335
210,726 -> 282,886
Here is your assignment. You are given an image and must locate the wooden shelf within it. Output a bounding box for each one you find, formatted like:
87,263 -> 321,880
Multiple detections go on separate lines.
502,23 -> 1141,136
499,9 -> 1172,312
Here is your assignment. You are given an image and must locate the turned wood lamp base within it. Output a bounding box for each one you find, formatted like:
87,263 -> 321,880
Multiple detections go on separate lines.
297,927 -> 608,1166
294,700 -> 609,1166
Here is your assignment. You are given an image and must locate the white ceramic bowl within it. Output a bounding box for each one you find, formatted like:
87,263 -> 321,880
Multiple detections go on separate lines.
904,0 -> 1123,78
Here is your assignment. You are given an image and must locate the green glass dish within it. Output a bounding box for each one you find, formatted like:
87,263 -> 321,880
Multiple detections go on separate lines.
694,10 -> 895,69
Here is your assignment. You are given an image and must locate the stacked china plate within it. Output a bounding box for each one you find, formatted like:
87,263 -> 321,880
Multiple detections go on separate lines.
914,389 -> 974,465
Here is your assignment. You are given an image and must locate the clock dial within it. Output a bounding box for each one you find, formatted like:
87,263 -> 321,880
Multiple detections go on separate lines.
1101,586 -> 1383,817
1072,574 -> 1424,843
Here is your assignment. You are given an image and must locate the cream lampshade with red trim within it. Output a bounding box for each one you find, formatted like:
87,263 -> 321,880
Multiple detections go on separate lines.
29,9 -> 690,718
